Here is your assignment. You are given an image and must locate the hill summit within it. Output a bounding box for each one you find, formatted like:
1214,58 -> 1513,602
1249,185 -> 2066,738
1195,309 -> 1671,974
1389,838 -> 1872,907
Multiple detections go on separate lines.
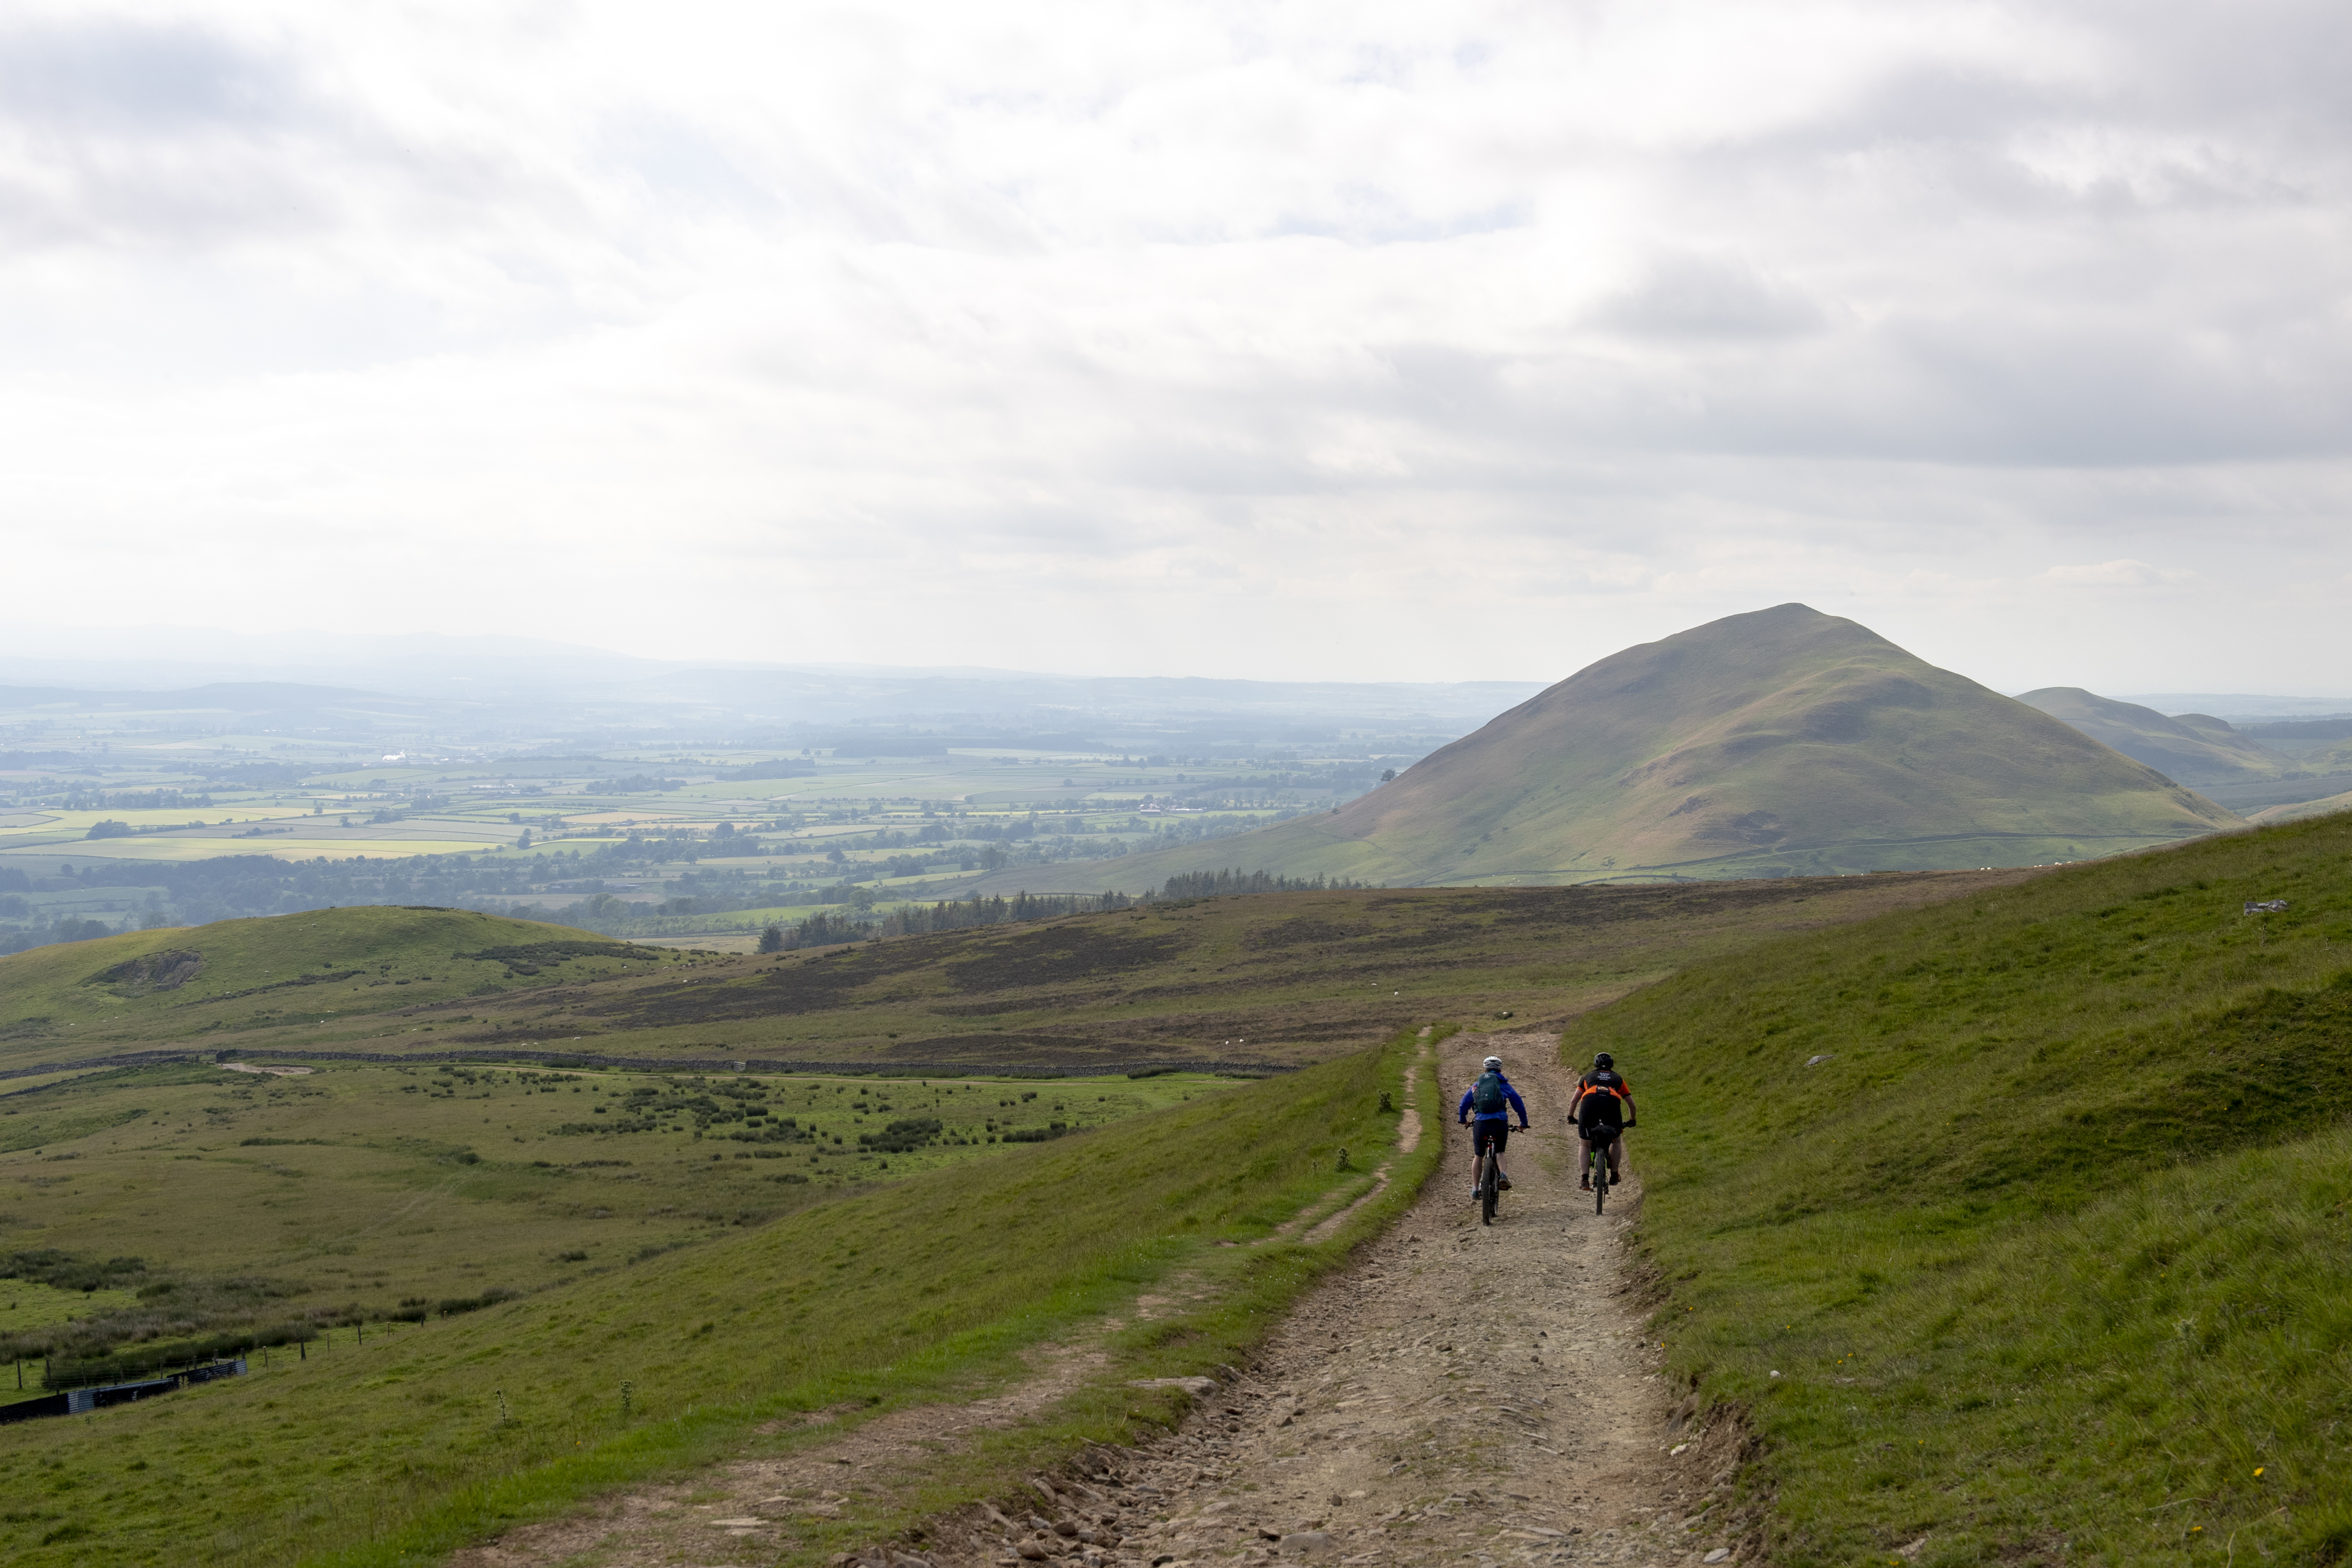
1040,604 -> 2243,889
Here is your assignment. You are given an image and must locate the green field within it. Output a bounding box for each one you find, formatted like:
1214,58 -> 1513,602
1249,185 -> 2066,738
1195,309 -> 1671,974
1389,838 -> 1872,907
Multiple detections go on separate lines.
1587,811 -> 2352,1563
1,734 -> 1372,952
0,1028 -> 1440,1568
0,1056 -> 1220,1381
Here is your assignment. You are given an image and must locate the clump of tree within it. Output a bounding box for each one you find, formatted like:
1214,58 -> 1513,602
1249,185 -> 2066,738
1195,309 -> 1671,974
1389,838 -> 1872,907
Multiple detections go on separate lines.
1157,869 -> 1369,899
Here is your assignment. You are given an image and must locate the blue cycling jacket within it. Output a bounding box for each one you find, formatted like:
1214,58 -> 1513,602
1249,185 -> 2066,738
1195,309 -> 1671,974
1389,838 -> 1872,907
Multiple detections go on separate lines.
1457,1074 -> 1528,1124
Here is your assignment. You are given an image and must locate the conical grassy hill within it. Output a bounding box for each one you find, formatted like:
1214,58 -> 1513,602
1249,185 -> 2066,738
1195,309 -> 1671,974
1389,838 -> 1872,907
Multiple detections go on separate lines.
1019,604 -> 2240,891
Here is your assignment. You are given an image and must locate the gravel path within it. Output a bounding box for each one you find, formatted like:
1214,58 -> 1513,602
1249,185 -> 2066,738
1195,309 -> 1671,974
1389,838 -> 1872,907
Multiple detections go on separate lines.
450,1032 -> 1753,1568
922,1031 -> 1749,1568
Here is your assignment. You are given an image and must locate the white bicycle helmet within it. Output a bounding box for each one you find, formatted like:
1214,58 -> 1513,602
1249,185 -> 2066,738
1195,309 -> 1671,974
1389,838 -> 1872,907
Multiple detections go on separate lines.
1482,1056 -> 1502,1071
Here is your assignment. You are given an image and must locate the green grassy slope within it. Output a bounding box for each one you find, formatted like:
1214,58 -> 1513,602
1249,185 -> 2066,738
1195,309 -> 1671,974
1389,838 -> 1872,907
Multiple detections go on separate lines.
0,1033 -> 1438,1568
2253,791 -> 2352,826
2018,686 -> 2291,786
0,874 -> 2030,1074
1013,604 -> 2241,893
1585,813 -> 2352,1564
0,907 -> 674,1053
0,1059 -> 1217,1368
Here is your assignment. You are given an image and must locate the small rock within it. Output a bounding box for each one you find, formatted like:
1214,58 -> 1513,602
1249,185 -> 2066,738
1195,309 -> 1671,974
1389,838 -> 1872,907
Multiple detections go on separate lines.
1669,1443 -> 1689,1456
1015,1542 -> 1051,1561
1279,1531 -> 1336,1556
1704,1551 -> 1731,1564
1054,1521 -> 1081,1537
1128,1377 -> 1220,1396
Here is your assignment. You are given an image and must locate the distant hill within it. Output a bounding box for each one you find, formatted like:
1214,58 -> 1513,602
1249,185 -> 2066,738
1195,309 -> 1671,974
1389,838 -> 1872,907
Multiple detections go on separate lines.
0,907 -> 670,1065
2249,787 -> 2352,826
2017,687 -> 2291,785
1006,604 -> 2244,890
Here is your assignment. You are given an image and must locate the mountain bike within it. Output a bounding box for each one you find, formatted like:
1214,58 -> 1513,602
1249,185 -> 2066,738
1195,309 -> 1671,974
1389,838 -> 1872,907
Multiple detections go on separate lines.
1477,1143 -> 1502,1225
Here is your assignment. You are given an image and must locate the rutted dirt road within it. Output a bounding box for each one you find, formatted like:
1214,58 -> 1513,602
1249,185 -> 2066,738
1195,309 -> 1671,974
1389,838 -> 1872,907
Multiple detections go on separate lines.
964,1030 -> 1747,1568
453,1033 -> 1750,1568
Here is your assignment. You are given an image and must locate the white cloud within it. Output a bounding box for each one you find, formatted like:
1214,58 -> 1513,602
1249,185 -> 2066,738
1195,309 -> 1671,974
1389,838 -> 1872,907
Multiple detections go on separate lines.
0,0 -> 2345,691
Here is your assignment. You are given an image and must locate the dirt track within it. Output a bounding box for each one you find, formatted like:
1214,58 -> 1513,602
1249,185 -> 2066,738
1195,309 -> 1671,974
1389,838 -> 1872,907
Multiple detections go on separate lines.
975,1030 -> 1748,1568
450,1032 -> 1750,1568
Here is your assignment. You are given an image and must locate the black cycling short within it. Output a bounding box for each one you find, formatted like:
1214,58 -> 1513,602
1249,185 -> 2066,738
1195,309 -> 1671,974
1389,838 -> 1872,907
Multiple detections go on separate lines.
1470,1119 -> 1510,1157
1580,1120 -> 1623,1145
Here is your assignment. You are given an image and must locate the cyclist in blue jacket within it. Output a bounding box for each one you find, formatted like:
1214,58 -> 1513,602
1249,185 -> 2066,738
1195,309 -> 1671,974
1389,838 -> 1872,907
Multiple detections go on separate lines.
1457,1055 -> 1531,1201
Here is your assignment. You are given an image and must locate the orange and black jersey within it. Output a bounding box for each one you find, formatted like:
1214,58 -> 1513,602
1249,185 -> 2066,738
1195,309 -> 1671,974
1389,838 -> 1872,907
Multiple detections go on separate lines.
1570,1069 -> 1632,1133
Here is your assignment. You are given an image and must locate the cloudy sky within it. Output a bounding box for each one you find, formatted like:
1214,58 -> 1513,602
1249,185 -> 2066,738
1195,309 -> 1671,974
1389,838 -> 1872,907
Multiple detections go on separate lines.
2,0 -> 2346,692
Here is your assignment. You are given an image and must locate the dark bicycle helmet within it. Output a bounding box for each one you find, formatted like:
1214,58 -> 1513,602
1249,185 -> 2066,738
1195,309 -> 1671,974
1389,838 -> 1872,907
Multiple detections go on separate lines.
1593,1052 -> 1614,1070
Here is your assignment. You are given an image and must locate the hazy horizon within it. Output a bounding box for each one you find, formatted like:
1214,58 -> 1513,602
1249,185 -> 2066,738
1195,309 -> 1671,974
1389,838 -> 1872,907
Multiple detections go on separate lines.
2,617 -> 2349,714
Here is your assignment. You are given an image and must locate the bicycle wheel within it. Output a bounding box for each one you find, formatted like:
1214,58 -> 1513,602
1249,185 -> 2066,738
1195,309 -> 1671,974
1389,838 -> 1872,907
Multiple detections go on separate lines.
1480,1152 -> 1498,1226
1592,1144 -> 1606,1215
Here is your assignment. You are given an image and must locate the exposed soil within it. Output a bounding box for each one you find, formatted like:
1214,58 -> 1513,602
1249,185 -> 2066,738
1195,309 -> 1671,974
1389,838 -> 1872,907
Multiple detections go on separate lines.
446,1032 -> 1754,1568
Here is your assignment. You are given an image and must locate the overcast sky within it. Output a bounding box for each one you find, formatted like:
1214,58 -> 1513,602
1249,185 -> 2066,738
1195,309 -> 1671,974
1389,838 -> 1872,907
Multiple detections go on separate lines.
1,0 -> 2346,692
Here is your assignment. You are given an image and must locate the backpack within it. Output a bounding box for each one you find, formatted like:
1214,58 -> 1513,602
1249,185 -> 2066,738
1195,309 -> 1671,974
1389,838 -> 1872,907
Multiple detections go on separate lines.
1472,1071 -> 1507,1114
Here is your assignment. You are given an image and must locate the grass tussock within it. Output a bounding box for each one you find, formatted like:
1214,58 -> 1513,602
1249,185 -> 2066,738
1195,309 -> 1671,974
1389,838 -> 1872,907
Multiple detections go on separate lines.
1585,811 -> 2352,1564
